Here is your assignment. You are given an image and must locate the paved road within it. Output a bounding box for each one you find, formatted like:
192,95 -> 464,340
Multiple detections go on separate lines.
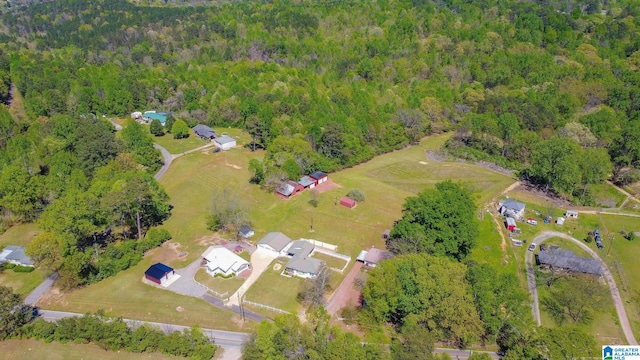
23,273 -> 58,306
38,309 -> 249,359
526,231 -> 638,345
153,143 -> 173,180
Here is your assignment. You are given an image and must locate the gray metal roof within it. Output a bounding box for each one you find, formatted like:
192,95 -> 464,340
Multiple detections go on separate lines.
502,199 -> 526,211
287,240 -> 314,258
506,217 -> 516,226
258,232 -> 292,252
286,256 -> 324,275
215,135 -> 235,145
0,246 -> 34,266
298,176 -> 315,187
193,124 -> 216,138
537,249 -> 603,275
277,183 -> 295,197
364,248 -> 393,264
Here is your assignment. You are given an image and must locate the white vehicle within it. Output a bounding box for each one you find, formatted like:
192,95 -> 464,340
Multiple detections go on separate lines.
528,242 -> 537,252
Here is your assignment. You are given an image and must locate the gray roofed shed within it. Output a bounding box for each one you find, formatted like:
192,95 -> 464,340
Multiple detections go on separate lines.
257,232 -> 292,253
215,135 -> 235,144
537,249 -> 603,275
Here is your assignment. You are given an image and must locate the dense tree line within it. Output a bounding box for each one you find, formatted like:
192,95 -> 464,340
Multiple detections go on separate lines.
4,0 -> 640,193
0,107 -> 170,287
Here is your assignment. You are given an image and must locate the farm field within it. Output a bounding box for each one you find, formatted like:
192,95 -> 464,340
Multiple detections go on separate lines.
0,339 -> 180,360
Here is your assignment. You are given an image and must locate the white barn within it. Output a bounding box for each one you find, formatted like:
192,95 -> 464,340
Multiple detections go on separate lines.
214,135 -> 236,151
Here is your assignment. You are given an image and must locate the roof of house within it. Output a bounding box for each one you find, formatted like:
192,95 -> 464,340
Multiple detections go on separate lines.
502,199 -> 526,212
277,183 -> 295,197
537,249 -> 603,275
566,210 -> 579,215
145,263 -> 173,279
287,240 -> 315,258
0,246 -> 34,266
286,256 -> 324,275
309,171 -> 327,180
258,232 -> 292,252
298,176 -> 315,187
505,217 -> 517,226
202,246 -> 249,273
193,124 -> 216,137
215,135 -> 236,145
364,248 -> 393,264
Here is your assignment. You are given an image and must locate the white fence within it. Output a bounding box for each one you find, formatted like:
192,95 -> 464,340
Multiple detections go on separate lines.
242,299 -> 290,314
193,278 -> 229,299
300,238 -> 338,251
313,247 -> 351,273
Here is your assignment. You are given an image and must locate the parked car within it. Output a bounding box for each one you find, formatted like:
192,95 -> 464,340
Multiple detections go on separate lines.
212,147 -> 221,153
540,244 -> 547,251
528,242 -> 537,252
526,218 -> 538,225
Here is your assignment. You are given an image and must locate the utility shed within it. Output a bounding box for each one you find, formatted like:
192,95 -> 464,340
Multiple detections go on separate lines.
340,197 -> 356,209
144,263 -> 175,285
537,249 -> 603,275
214,135 -> 236,150
505,217 -> 516,231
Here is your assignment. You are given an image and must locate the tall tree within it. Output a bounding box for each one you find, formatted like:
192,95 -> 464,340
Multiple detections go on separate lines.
0,286 -> 36,340
387,181 -> 478,260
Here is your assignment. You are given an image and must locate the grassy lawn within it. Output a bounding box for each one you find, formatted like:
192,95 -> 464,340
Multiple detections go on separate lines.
470,214 -> 517,274
194,268 -> 244,297
39,255 -> 253,333
0,223 -> 40,247
244,259 -> 303,314
153,134 -> 209,154
0,268 -> 45,296
312,252 -> 348,270
535,272 -> 624,346
0,339 -> 180,360
590,183 -> 628,208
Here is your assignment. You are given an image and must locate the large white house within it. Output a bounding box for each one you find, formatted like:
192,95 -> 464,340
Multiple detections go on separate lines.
202,246 -> 250,277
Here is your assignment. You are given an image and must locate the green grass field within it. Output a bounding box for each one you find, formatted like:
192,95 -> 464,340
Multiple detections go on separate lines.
0,339 -> 180,360
0,223 -> 40,247
590,183 -> 628,208
470,214 -> 517,273
194,268 -> 244,297
153,134 -> 208,154
0,268 -> 45,296
39,256 -> 252,332
311,252 -> 348,270
243,259 -> 303,313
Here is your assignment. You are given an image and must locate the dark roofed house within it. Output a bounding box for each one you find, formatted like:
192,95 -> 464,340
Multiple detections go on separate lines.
0,246 -> 34,267
193,124 -> 216,140
144,263 -> 175,285
257,232 -> 292,256
537,249 -> 603,275
309,171 -> 328,185
340,197 -> 356,209
357,247 -> 393,268
298,176 -> 316,189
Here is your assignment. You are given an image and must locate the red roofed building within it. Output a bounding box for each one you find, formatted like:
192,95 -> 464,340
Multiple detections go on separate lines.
340,197 -> 356,209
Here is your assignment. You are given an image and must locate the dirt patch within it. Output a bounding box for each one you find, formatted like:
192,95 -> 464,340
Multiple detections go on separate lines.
419,161 -> 428,165
313,179 -> 341,194
37,287 -> 67,308
226,163 -> 241,169
152,242 -> 182,263
196,235 -> 224,247
425,150 -> 515,177
512,183 -> 575,208
273,263 -> 282,271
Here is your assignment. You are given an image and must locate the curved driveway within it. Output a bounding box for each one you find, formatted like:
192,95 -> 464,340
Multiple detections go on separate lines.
526,231 -> 637,345
153,143 -> 173,180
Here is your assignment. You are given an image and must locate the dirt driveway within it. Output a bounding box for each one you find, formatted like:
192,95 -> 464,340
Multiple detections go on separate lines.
326,262 -> 363,316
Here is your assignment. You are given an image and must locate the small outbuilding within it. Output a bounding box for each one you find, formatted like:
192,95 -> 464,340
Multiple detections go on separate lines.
298,176 -> 316,189
193,124 -> 216,140
309,171 -> 328,185
0,246 -> 34,267
145,263 -> 175,285
565,210 -> 579,219
356,248 -> 393,268
257,232 -> 292,256
276,181 -> 304,199
340,197 -> 356,209
505,217 -> 516,231
556,217 -> 565,226
382,229 -> 391,239
214,135 -> 236,150
202,246 -> 250,277
239,225 -> 255,239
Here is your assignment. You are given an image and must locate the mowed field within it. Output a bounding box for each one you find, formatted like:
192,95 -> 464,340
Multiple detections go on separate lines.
0,223 -> 46,296
38,132 -> 516,325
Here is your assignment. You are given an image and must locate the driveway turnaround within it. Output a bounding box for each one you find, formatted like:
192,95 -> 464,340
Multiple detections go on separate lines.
227,248 -> 277,307
526,231 -> 637,345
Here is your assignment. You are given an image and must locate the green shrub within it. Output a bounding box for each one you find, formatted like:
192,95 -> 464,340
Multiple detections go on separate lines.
214,273 -> 233,279
346,189 -> 366,202
13,265 -> 35,273
4,263 -> 16,269
584,236 -> 593,243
